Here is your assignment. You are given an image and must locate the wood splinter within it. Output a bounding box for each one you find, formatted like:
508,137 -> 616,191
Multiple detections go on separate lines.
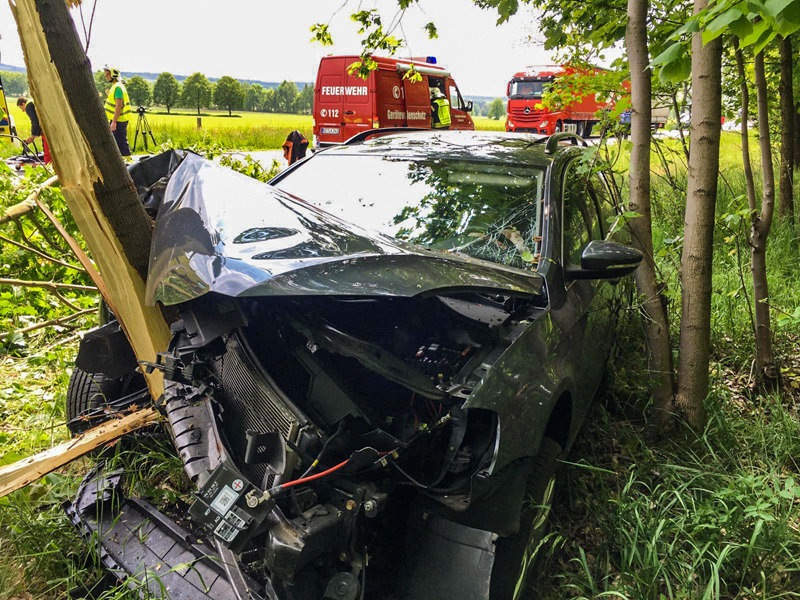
0,407 -> 160,498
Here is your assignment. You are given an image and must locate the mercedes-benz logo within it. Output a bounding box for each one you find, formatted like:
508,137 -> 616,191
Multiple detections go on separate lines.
524,106 -> 531,114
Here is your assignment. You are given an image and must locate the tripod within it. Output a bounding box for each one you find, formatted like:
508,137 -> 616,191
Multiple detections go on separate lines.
132,106 -> 156,152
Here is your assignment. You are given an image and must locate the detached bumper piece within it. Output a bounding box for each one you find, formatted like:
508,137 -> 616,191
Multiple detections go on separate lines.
64,468 -> 264,600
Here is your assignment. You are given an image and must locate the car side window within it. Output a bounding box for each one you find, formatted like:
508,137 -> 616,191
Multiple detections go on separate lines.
562,163 -> 602,267
588,172 -> 632,244
587,173 -> 618,240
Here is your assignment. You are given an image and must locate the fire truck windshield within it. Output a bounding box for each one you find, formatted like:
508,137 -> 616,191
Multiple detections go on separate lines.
509,80 -> 550,98
274,155 -> 545,270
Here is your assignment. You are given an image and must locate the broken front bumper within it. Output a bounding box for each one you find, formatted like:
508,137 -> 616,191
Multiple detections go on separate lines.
63,467 -> 273,600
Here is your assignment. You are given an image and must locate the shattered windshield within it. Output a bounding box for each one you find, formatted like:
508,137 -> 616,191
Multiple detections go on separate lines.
509,80 -> 550,98
274,155 -> 544,270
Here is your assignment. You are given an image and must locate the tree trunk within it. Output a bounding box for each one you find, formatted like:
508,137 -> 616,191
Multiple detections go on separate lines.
752,51 -> 777,382
10,0 -> 169,398
625,0 -> 675,427
794,102 -> 800,169
675,0 -> 722,430
734,40 -> 757,219
778,36 -> 795,219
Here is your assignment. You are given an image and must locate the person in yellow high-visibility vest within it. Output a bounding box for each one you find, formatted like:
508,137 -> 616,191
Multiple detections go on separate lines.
430,87 -> 451,130
103,65 -> 132,156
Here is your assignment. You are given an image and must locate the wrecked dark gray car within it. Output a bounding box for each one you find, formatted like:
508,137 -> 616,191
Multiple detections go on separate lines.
65,131 -> 642,600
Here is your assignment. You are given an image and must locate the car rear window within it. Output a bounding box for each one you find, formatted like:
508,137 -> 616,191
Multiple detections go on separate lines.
274,155 -> 544,270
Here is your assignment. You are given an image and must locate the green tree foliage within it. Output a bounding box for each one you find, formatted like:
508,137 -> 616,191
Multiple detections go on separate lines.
487,97 -> 506,119
152,72 -> 180,113
213,76 -> 246,116
651,0 -> 800,85
262,88 -> 278,112
0,71 -> 28,96
295,84 -> 314,114
0,165 -> 97,347
126,75 -> 152,107
93,69 -> 110,97
180,72 -> 212,115
275,80 -> 299,113
245,83 -> 267,111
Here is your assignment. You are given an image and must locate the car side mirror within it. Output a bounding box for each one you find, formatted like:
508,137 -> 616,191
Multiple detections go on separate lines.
565,240 -> 643,281
465,100 -> 473,113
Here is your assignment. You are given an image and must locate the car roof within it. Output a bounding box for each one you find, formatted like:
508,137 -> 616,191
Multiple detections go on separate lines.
315,130 -> 560,167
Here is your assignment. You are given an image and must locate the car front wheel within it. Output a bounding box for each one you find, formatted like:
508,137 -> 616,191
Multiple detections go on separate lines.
490,436 -> 562,600
66,366 -> 146,435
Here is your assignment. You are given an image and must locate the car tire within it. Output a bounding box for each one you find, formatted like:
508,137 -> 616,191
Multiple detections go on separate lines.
489,436 -> 562,600
66,367 -> 145,435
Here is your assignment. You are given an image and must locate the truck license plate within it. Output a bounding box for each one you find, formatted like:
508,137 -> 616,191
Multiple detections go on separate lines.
321,127 -> 340,135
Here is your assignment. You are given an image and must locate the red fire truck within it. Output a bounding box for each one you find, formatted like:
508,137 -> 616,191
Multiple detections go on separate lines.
313,55 -> 475,146
505,65 -> 612,136
505,65 -> 668,136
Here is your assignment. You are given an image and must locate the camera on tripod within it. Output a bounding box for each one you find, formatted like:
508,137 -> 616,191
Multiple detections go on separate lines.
133,105 -> 156,152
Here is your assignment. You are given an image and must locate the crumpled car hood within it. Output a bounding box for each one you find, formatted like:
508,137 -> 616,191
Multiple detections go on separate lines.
145,152 -> 544,306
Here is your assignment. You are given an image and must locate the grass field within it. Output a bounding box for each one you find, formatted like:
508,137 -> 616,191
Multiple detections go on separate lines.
3,99 -> 507,157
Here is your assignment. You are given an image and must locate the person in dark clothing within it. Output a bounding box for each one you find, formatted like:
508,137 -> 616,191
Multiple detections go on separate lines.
16,96 -> 51,164
282,130 -> 309,165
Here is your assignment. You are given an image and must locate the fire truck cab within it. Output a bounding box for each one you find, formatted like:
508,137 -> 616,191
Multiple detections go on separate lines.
505,65 -> 608,137
313,55 -> 475,146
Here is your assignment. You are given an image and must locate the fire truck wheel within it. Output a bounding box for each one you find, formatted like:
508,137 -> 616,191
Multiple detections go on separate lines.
554,121 -> 563,133
575,121 -> 584,137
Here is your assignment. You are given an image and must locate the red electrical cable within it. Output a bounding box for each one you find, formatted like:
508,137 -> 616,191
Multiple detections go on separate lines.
277,458 -> 351,490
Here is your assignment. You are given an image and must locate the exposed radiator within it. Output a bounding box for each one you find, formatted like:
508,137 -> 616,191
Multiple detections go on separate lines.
212,331 -> 306,488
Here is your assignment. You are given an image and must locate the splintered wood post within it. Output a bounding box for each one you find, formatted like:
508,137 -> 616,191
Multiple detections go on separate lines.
6,0 -> 172,486
0,408 -> 160,498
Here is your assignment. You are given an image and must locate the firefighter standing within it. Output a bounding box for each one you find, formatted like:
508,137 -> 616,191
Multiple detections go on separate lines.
16,96 -> 51,164
103,65 -> 132,156
430,87 -> 451,129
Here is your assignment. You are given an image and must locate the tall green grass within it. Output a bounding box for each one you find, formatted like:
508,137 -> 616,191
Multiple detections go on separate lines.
537,389 -> 800,599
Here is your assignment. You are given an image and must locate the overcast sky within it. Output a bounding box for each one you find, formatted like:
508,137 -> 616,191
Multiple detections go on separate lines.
1,0 -> 556,97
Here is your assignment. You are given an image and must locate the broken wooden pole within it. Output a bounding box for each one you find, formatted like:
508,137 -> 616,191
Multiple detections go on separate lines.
0,407 -> 160,498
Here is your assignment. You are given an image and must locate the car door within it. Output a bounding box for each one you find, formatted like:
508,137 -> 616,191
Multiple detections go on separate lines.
446,79 -> 474,130
557,160 -> 609,405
